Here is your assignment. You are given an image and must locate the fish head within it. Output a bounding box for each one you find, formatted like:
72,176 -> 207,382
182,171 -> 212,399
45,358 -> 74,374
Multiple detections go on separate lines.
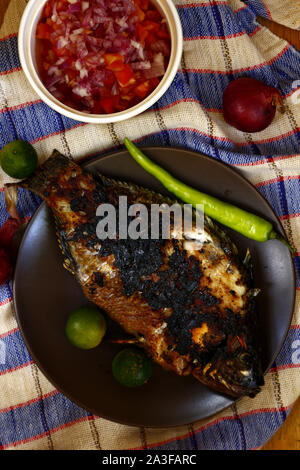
193,337 -> 263,397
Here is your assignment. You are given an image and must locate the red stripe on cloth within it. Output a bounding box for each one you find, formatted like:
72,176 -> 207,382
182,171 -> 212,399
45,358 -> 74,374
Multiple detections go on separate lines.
0,389 -> 59,414
185,31 -> 246,41
30,122 -> 87,144
151,88 -> 299,114
0,415 -> 94,450
166,125 -> 300,146
248,25 -> 263,37
1,111 -> 297,161
131,403 -> 295,450
1,401 -> 295,450
231,155 -> 299,168
0,33 -> 18,42
0,67 -> 22,76
261,0 -> 272,20
181,44 -> 290,74
280,213 -> 300,220
184,26 -> 262,41
255,175 -> 300,188
0,99 -> 43,115
285,87 -> 300,99
0,327 -> 18,339
145,97 -> 202,113
0,360 -> 33,377
176,1 -> 228,8
269,363 -> 300,373
206,107 -> 222,113
233,4 -> 248,14
0,297 -> 12,307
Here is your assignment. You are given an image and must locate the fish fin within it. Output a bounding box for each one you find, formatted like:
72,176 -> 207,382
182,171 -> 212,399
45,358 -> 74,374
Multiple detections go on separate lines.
97,172 -> 238,257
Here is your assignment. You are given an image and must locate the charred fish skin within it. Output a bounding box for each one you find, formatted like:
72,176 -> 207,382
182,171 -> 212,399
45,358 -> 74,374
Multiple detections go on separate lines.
13,150 -> 263,398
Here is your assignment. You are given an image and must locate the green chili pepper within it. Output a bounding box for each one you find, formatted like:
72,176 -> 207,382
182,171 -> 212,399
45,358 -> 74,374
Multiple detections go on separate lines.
124,138 -> 294,255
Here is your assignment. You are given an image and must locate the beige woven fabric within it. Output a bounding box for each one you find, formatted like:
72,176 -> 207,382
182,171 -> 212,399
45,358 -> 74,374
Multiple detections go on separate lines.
0,0 -> 299,450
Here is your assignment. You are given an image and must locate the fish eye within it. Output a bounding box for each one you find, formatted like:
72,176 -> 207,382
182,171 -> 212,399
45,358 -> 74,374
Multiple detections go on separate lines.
239,352 -> 252,366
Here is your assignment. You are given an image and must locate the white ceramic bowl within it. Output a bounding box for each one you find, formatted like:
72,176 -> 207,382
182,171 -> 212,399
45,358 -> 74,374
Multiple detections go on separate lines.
18,0 -> 183,124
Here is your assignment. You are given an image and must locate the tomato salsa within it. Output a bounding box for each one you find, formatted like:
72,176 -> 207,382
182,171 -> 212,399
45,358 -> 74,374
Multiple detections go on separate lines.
36,0 -> 171,114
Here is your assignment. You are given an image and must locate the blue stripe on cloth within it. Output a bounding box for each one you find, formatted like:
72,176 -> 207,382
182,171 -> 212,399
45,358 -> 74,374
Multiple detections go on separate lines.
257,179 -> 300,219
178,5 -> 245,38
177,47 -> 300,106
0,330 -> 32,374
273,327 -> 300,369
0,392 -> 90,448
0,387 -> 291,449
2,59 -> 299,127
243,0 -> 272,20
292,256 -> 300,289
134,128 -> 300,169
0,283 -> 12,306
0,36 -> 20,73
150,408 -> 288,450
2,88 -> 299,159
0,102 -> 80,147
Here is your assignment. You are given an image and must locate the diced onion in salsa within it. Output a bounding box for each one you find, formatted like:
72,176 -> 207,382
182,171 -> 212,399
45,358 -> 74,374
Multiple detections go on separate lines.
36,0 -> 171,114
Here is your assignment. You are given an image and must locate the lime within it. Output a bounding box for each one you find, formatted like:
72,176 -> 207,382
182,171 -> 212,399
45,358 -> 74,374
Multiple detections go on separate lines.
0,140 -> 38,179
112,347 -> 152,388
65,306 -> 107,350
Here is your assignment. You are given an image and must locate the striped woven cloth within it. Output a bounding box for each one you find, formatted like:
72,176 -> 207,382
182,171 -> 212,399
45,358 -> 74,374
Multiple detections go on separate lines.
0,0 -> 299,450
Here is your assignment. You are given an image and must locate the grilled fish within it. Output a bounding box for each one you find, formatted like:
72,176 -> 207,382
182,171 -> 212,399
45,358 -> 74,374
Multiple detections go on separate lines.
10,150 -> 263,398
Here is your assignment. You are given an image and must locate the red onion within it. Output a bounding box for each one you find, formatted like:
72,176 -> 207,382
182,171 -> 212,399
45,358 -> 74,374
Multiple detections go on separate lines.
222,77 -> 283,133
0,186 -> 23,285
0,248 -> 13,285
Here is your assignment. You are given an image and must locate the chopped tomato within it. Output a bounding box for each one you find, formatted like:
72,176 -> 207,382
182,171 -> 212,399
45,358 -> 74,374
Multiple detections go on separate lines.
144,32 -> 156,48
150,77 -> 160,88
135,0 -> 149,10
104,54 -> 125,72
134,5 -> 145,21
157,29 -> 170,40
103,72 -> 116,90
93,101 -> 103,114
146,9 -> 161,21
136,24 -> 148,44
115,64 -> 136,87
101,96 -> 119,114
42,0 -> 56,18
135,80 -> 151,99
36,23 -> 52,40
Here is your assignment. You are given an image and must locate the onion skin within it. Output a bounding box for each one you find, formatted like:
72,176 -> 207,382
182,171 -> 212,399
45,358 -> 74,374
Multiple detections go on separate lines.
222,77 -> 282,133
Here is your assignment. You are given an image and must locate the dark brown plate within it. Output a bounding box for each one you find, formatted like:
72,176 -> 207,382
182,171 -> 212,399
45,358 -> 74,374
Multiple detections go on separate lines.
13,147 -> 295,427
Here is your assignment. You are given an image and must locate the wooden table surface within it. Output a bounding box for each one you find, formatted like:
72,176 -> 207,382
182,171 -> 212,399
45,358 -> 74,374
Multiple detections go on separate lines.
0,0 -> 299,451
